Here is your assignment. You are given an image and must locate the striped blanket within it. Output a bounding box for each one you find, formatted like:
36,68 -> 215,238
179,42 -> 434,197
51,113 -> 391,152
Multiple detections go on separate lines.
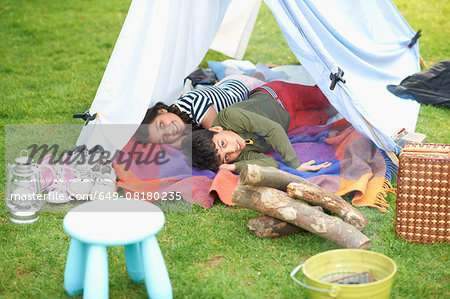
114,119 -> 396,212
269,119 -> 396,212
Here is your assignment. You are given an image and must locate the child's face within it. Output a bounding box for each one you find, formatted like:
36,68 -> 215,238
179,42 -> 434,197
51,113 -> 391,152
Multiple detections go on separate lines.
210,127 -> 246,165
147,109 -> 186,144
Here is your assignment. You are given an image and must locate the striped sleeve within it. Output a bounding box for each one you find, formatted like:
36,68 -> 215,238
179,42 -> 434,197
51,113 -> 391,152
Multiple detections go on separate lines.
174,78 -> 250,125
175,91 -> 214,124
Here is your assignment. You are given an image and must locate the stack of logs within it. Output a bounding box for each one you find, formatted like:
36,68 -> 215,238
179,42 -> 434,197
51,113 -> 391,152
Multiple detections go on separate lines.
231,164 -> 371,249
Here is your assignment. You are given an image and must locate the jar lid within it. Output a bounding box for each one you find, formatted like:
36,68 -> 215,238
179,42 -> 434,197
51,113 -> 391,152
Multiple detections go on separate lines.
15,150 -> 33,165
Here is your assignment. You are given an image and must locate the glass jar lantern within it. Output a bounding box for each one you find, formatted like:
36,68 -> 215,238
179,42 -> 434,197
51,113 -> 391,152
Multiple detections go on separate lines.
5,150 -> 43,223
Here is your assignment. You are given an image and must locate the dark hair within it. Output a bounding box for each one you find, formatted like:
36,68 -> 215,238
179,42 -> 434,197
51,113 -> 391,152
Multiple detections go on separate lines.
135,101 -> 201,143
181,129 -> 221,171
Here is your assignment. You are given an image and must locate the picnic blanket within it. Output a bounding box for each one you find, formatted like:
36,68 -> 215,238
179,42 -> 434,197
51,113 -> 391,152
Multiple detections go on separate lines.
114,119 -> 396,212
113,139 -> 237,208
269,119 -> 397,212
113,141 -> 213,208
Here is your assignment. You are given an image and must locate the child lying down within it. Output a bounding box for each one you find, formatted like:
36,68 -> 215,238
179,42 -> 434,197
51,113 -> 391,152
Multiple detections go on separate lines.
134,72 -> 268,147
182,82 -> 337,174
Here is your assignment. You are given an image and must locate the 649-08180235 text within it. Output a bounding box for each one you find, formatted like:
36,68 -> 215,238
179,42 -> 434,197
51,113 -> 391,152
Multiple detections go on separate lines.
124,191 -> 182,201
68,191 -> 183,201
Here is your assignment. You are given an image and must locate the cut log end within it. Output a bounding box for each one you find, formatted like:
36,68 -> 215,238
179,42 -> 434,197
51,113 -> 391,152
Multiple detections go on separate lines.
359,240 -> 372,250
239,164 -> 263,185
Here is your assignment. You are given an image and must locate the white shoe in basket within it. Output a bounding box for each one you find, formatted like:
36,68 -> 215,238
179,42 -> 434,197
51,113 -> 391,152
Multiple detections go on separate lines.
46,164 -> 78,204
90,164 -> 117,200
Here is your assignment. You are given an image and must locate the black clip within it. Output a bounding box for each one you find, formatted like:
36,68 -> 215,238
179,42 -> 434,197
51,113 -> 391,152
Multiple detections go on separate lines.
329,67 -> 346,90
407,30 -> 421,48
67,144 -> 110,164
67,144 -> 87,156
68,144 -> 104,155
88,145 -> 105,155
73,111 -> 98,126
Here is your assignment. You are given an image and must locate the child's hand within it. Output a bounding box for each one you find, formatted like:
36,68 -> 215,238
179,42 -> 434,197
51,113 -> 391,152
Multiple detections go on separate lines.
218,163 -> 236,172
296,160 -> 332,172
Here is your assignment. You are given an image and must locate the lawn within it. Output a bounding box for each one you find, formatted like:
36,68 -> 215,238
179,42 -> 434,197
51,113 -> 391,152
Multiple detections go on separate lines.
0,0 -> 449,298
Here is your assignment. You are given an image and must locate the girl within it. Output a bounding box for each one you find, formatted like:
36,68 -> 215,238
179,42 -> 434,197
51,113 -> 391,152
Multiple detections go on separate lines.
135,72 -> 268,146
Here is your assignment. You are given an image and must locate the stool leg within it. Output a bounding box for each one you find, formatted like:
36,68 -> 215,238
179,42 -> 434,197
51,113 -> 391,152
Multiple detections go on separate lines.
64,238 -> 86,296
83,245 -> 108,299
141,236 -> 172,299
124,243 -> 145,283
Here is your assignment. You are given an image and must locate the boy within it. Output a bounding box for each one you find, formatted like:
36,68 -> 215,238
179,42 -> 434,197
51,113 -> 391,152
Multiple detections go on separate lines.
182,82 -> 333,174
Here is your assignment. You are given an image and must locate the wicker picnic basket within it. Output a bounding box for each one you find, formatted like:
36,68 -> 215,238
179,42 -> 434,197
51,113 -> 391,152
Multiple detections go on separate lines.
395,143 -> 450,244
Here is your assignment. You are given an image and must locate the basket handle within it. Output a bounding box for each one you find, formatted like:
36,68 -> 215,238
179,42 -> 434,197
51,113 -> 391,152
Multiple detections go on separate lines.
290,264 -> 339,297
401,146 -> 450,154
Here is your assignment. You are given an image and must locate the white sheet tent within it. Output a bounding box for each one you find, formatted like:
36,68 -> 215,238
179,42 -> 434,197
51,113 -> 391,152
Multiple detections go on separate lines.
76,0 -> 421,160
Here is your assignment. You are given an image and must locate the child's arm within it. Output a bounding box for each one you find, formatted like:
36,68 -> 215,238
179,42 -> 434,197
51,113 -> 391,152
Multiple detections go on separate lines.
176,78 -> 249,127
175,91 -> 215,125
200,107 -> 217,129
232,151 -> 279,174
218,163 -> 236,172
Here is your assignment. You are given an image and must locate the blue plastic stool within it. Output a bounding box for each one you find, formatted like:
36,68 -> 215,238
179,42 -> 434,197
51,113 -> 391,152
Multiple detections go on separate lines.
63,198 -> 172,299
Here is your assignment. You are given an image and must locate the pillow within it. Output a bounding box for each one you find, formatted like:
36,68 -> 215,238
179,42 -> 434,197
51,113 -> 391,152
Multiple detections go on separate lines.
207,59 -> 256,80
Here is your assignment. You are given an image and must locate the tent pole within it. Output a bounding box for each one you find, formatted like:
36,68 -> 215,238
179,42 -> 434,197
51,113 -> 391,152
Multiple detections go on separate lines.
361,116 -> 399,166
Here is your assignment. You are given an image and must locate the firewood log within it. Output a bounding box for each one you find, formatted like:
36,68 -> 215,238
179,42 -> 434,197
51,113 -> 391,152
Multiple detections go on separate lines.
239,164 -> 317,190
247,206 -> 324,238
248,215 -> 306,238
232,185 -> 372,249
239,164 -> 368,231
286,182 -> 368,231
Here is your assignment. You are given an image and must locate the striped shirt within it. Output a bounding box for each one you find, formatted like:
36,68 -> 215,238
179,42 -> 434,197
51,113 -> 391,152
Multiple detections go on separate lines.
174,79 -> 249,125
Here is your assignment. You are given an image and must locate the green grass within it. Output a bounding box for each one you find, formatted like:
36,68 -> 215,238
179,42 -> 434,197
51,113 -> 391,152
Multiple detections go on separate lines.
1,0 -> 449,298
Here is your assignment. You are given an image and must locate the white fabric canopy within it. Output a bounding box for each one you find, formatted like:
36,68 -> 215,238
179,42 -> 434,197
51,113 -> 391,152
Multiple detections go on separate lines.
264,0 -> 420,153
77,0 -> 232,154
77,0 -> 421,155
210,0 -> 262,59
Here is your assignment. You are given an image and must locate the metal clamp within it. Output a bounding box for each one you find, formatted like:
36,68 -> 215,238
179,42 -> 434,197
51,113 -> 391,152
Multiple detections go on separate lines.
73,111 -> 98,126
407,30 -> 421,48
329,67 -> 346,90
